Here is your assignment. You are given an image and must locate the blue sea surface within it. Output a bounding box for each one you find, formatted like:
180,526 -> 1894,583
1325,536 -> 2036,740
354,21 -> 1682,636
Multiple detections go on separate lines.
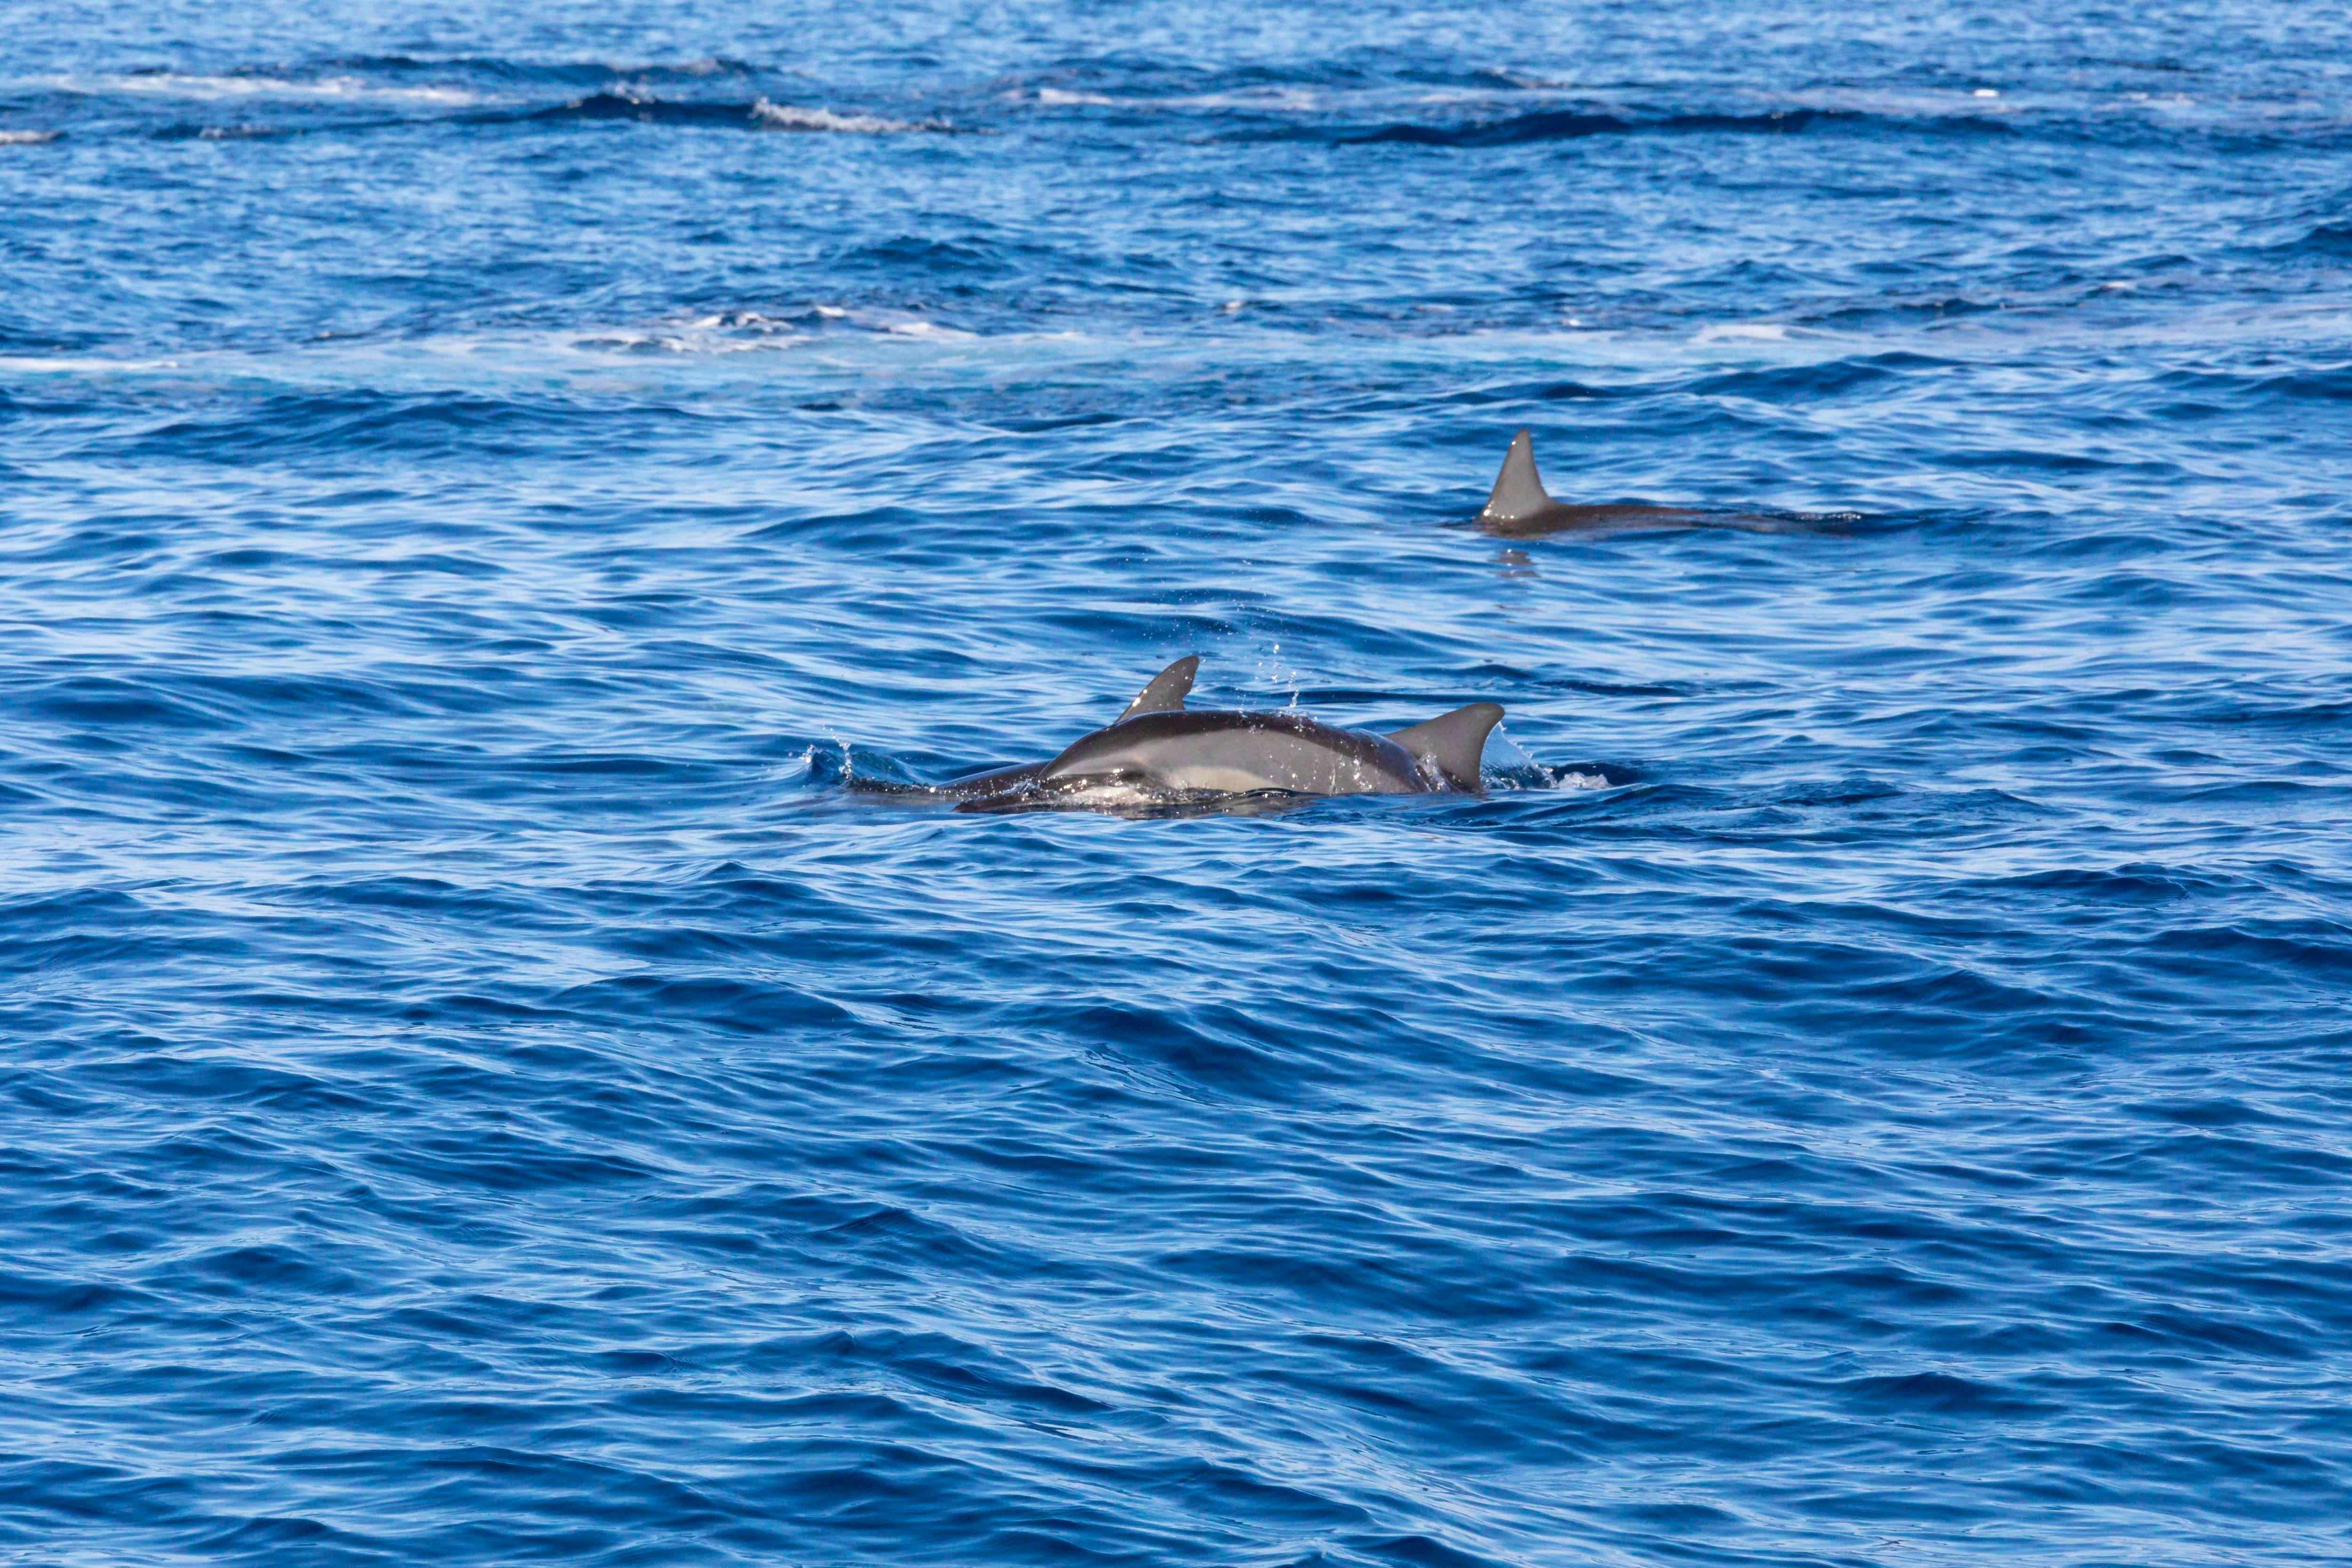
4,2 -> 2352,1562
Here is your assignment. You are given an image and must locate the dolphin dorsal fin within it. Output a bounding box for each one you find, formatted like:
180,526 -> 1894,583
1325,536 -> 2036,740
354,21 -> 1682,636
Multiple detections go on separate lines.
1388,702 -> 1505,792
1116,655 -> 1200,723
1480,429 -> 1553,523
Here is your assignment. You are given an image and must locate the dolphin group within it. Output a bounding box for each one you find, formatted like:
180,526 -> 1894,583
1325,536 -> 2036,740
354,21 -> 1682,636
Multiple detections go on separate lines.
887,657 -> 1504,813
845,428 -> 1781,814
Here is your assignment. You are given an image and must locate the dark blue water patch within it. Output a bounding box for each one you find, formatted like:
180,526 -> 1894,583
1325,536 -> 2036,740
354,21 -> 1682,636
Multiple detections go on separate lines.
1438,378 -> 1635,407
96,390 -> 698,463
1240,105 -> 2030,150
0,887 -> 159,969
837,234 -> 1012,276
2291,221 -> 2352,254
2256,366 -> 2352,402
1846,1368 -> 2059,1419
18,673 -> 246,733
1686,353 -> 1948,401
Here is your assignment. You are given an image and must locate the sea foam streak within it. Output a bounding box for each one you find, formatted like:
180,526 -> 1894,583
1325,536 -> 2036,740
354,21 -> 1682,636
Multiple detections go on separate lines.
49,71 -> 478,104
751,98 -> 945,133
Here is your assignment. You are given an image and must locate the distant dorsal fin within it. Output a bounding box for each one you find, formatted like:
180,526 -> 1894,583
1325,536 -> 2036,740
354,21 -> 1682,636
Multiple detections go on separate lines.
1480,429 -> 1554,523
1387,702 -> 1505,792
1116,656 -> 1200,723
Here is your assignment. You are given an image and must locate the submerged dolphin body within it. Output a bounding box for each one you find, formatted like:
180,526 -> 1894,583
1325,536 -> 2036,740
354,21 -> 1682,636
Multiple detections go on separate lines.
899,657 -> 1504,814
1475,428 -> 1720,537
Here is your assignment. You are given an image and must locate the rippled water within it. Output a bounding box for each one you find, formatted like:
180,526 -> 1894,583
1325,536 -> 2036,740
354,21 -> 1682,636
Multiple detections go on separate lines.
5,3 -> 2352,1563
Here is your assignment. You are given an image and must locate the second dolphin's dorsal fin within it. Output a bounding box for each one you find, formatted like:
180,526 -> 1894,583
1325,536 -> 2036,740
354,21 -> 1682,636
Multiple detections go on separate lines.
1388,702 -> 1505,792
1480,428 -> 1554,523
1116,655 -> 1201,723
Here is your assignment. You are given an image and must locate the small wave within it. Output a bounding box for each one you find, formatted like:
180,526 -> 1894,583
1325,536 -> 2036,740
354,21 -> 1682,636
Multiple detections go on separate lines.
751,99 -> 940,135
0,129 -> 58,145
514,91 -> 950,133
1688,355 -> 1916,398
153,124 -> 290,142
882,318 -> 977,339
1801,294 -> 2007,327
573,309 -> 817,355
1345,107 -> 1851,147
1351,107 -> 1650,145
1319,105 -> 2016,148
2281,221 -> 2352,256
522,90 -> 759,127
572,304 -> 985,356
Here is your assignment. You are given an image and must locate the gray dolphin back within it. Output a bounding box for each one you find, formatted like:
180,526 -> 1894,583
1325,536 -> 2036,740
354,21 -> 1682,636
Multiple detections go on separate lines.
1480,429 -> 1555,524
1116,655 -> 1201,723
930,659 -> 1504,809
1387,702 -> 1505,791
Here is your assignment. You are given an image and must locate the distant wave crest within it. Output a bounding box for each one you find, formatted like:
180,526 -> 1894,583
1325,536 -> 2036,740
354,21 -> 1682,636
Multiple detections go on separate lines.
750,99 -> 941,134
512,90 -> 952,133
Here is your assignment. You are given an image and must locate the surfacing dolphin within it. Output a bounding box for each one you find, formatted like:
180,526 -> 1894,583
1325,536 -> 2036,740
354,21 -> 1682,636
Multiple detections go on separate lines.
873,657 -> 1504,815
1473,428 -> 1814,538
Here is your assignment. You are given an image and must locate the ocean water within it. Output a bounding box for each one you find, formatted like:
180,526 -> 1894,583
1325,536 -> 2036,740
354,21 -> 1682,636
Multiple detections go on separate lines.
4,2 -> 2351,1562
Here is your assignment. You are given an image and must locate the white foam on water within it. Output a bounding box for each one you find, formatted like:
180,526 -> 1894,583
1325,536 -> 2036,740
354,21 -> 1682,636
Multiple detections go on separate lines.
0,353 -> 184,372
750,99 -> 940,134
1485,729 -> 1536,772
1692,322 -> 1792,343
0,130 -> 58,144
42,71 -> 477,105
882,318 -> 974,340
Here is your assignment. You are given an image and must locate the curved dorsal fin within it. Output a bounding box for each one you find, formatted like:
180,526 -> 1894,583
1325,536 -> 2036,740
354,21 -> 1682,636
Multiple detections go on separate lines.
1387,702 -> 1504,792
1480,428 -> 1554,523
1116,655 -> 1200,723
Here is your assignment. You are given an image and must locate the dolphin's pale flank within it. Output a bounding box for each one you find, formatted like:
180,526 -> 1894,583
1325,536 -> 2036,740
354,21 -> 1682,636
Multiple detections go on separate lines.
877,656 -> 1504,814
